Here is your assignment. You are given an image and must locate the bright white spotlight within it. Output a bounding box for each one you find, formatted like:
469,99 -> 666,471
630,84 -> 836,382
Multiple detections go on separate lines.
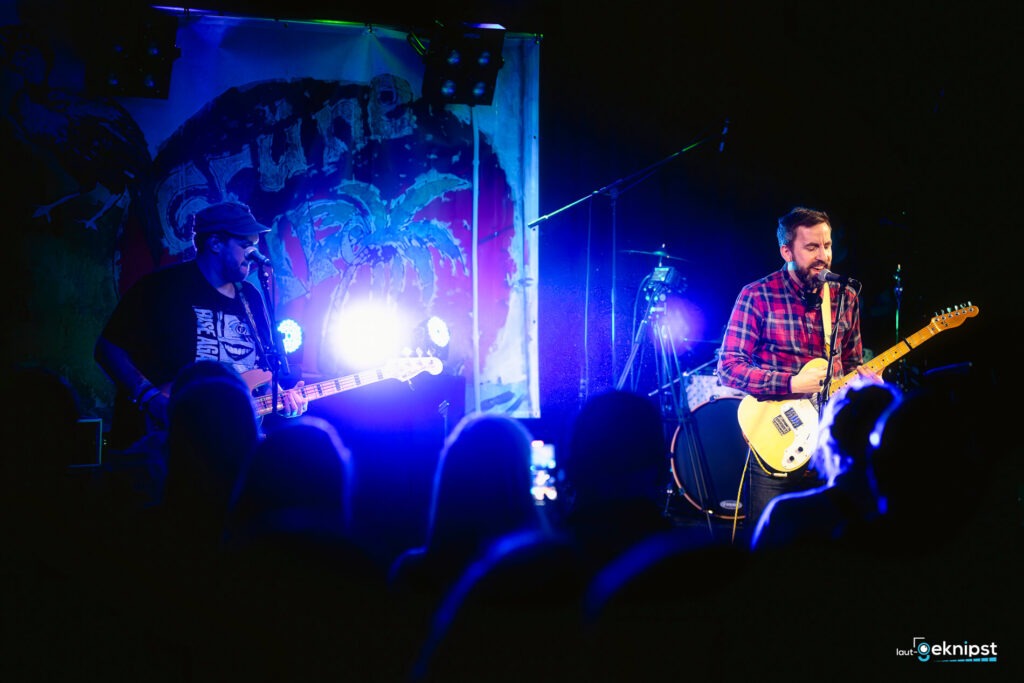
277,319 -> 303,354
326,302 -> 406,369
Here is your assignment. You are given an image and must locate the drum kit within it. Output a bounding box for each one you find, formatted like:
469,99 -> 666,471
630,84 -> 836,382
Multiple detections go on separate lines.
621,247 -> 751,522
670,355 -> 749,520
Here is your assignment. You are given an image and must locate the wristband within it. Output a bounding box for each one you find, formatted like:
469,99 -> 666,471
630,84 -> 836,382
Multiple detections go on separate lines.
138,386 -> 161,411
133,381 -> 156,404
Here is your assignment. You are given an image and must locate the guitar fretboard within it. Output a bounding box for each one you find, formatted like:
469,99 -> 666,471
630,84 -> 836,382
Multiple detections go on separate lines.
830,306 -> 977,394
254,368 -> 387,417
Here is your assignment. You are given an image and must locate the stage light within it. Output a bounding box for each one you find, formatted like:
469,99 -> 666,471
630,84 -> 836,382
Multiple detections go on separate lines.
426,316 -> 450,349
84,7 -> 181,99
409,316 -> 450,360
420,23 -> 506,106
325,302 -> 407,369
277,319 -> 303,354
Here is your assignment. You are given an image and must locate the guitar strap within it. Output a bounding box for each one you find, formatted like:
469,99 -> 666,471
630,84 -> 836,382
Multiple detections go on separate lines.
236,284 -> 271,372
821,282 -> 832,359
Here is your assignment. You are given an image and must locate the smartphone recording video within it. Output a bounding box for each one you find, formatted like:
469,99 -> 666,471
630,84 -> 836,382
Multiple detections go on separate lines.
530,440 -> 557,502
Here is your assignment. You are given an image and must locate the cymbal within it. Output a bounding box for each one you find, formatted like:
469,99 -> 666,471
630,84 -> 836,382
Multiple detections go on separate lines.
620,249 -> 688,262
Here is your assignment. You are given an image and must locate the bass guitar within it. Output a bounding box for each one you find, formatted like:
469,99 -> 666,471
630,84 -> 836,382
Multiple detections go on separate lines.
244,356 -> 443,417
736,304 -> 979,472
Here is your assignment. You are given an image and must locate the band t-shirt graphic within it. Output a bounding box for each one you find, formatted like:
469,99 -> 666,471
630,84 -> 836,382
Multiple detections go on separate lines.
193,306 -> 259,372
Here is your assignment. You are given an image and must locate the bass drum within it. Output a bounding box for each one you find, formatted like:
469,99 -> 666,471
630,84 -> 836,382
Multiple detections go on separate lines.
670,397 -> 750,519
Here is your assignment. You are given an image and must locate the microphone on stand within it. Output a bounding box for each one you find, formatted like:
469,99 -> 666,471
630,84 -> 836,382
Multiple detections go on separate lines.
815,268 -> 860,288
246,249 -> 273,267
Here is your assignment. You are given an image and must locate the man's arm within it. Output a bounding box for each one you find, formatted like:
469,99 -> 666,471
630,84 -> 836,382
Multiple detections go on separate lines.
717,288 -> 794,396
95,336 -> 169,427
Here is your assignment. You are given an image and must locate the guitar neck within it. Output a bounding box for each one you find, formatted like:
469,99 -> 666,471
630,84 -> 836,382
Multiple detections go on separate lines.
829,320 -> 945,394
254,368 -> 391,417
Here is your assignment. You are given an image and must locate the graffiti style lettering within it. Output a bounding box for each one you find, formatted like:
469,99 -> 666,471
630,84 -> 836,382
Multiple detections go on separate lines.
256,120 -> 308,192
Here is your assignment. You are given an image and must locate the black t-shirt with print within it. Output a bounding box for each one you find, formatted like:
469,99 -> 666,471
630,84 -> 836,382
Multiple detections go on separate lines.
102,260 -> 272,446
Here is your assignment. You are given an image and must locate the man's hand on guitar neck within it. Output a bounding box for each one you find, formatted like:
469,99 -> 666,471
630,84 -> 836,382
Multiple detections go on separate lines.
278,380 -> 309,418
791,362 -> 882,395
854,365 -> 883,383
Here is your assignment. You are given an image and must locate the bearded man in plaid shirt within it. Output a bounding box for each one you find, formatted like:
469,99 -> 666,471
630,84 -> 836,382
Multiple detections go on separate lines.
718,206 -> 877,531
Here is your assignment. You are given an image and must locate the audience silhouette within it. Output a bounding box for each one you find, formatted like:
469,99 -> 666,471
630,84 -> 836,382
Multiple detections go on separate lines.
217,415 -> 387,681
388,412 -> 548,674
559,389 -> 674,569
5,360 -> 1011,681
752,377 -> 901,550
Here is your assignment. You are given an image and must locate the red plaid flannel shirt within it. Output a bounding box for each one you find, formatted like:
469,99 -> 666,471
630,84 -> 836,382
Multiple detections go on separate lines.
717,268 -> 864,398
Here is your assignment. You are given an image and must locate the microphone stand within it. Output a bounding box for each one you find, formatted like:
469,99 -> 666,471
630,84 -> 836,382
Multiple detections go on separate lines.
893,263 -> 906,389
527,136 -> 707,394
254,262 -> 290,419
817,281 -> 854,419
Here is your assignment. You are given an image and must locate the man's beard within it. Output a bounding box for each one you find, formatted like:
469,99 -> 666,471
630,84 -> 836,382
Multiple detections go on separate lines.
795,262 -> 828,289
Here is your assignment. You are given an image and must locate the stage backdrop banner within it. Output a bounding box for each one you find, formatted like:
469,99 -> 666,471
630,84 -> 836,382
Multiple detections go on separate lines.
120,15 -> 540,417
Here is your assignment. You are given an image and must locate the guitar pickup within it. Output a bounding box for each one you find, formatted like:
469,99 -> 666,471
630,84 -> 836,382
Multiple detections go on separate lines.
772,415 -> 792,435
784,407 -> 803,428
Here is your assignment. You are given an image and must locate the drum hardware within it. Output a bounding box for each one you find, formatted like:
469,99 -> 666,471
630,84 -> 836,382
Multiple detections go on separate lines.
620,247 -> 689,264
616,271 -> 727,535
657,351 -> 750,523
670,397 -> 749,520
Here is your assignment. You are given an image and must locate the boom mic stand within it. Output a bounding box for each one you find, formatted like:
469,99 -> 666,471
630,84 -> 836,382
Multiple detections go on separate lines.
528,135 -> 708,401
893,263 -> 907,389
254,261 -> 291,419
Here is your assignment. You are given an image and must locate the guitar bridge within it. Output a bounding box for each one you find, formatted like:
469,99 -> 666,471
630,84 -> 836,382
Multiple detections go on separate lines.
772,415 -> 791,435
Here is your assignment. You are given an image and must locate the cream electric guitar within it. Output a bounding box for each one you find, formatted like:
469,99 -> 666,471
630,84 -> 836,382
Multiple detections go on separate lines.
736,304 -> 979,472
244,356 -> 443,417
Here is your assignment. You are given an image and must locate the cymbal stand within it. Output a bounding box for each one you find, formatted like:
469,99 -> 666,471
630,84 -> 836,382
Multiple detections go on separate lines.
893,263 -> 908,389
615,275 -> 685,408
616,273 -> 716,535
528,134 -> 708,392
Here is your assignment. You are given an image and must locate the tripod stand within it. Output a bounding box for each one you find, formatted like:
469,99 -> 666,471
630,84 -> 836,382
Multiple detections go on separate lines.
616,268 -> 721,535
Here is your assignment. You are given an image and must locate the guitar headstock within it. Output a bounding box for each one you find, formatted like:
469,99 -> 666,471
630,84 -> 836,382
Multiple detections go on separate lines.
930,303 -> 979,331
383,356 -> 444,382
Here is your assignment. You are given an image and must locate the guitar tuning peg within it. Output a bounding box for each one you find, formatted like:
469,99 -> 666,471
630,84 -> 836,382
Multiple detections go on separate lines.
946,307 -> 952,313
967,300 -> 972,307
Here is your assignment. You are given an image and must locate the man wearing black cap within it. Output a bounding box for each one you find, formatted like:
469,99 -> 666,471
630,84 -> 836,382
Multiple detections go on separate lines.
95,202 -> 307,449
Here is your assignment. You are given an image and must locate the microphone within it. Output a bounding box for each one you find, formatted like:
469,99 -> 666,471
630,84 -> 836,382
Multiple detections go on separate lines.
246,249 -> 272,266
815,268 -> 860,287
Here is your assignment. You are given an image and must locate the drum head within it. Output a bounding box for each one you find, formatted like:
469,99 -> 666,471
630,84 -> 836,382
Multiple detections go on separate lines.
671,397 -> 749,518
